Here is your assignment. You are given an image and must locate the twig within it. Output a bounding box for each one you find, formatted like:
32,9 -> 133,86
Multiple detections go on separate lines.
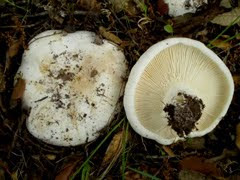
110,9 -> 128,31
0,20 -> 45,29
1,10 -> 95,19
3,0 -> 27,11
73,10 -> 98,16
174,6 -> 224,35
206,149 -> 239,162
8,115 -> 25,158
21,11 -> 48,18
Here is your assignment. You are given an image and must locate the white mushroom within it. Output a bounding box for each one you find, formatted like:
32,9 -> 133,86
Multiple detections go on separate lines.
16,30 -> 128,146
124,38 -> 234,145
164,0 -> 208,17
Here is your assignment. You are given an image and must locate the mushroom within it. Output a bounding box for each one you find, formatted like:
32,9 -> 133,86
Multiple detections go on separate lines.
164,0 -> 208,17
16,30 -> 128,146
124,38 -> 234,145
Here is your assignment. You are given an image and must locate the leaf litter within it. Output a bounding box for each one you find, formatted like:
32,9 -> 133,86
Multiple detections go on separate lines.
0,0 -> 240,179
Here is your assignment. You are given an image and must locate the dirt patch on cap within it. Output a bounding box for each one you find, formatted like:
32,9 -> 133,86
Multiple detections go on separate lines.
163,92 -> 205,137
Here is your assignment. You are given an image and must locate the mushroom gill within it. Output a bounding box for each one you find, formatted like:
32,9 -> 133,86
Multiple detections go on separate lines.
124,38 -> 234,145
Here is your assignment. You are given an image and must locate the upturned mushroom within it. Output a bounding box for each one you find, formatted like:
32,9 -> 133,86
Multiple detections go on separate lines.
124,38 -> 234,145
16,30 -> 128,146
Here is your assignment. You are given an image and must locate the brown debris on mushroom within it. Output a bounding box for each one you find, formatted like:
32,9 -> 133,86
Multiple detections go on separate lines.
164,92 -> 205,137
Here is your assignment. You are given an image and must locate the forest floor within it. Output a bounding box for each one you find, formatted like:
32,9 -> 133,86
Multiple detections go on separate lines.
0,0 -> 240,179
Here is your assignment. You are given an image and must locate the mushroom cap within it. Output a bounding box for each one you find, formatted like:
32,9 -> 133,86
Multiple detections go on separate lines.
17,30 -> 127,146
164,0 -> 207,17
124,38 -> 234,145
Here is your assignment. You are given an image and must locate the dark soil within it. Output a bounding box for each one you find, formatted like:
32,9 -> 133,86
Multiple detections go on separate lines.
164,92 -> 205,137
0,0 -> 240,179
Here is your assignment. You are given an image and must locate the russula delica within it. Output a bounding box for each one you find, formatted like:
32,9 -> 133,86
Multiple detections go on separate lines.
16,30 -> 127,146
164,0 -> 208,17
124,38 -> 234,145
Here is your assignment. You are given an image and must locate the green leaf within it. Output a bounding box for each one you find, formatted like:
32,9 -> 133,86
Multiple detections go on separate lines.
164,24 -> 173,34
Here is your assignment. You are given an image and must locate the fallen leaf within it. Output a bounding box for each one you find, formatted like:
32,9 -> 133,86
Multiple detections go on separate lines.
55,162 -> 78,180
0,169 -> 5,180
7,40 -> 22,59
109,0 -> 138,15
220,0 -> 232,8
229,174 -> 240,180
44,5 -> 64,24
183,137 -> 205,150
211,7 -> 240,26
0,65 -> 6,92
236,123 -> 240,150
102,131 -> 123,166
11,79 -> 26,100
207,149 -> 238,162
180,156 -> 222,177
210,39 -> 231,50
0,96 -> 6,112
77,0 -> 100,10
11,171 -> 18,180
162,158 -> 175,180
99,26 -> 123,45
46,154 -> 56,161
5,37 -> 24,72
179,170 -> 212,180
162,146 -> 175,157
109,0 -> 126,12
125,170 -> 143,180
0,160 -> 11,175
233,75 -> 240,87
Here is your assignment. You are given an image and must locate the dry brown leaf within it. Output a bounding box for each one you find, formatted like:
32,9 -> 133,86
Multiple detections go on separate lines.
183,137 -> 205,150
55,162 -> 78,180
0,169 -> 5,180
236,123 -> 240,150
179,170 -> 212,180
162,146 -> 175,157
7,40 -> 22,59
102,131 -> 123,166
180,156 -> 222,177
211,7 -> 240,26
109,0 -> 138,15
211,39 -> 231,50
207,149 -> 239,162
0,65 -> 6,92
77,0 -> 100,10
125,170 -> 144,180
99,26 -> 123,45
233,75 -> 240,87
5,37 -> 24,72
44,5 -> 64,24
11,79 -> 26,100
11,171 -> 18,180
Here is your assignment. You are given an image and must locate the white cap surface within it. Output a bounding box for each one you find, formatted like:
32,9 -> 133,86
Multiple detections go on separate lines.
17,30 -> 127,146
164,0 -> 208,17
124,38 -> 234,145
